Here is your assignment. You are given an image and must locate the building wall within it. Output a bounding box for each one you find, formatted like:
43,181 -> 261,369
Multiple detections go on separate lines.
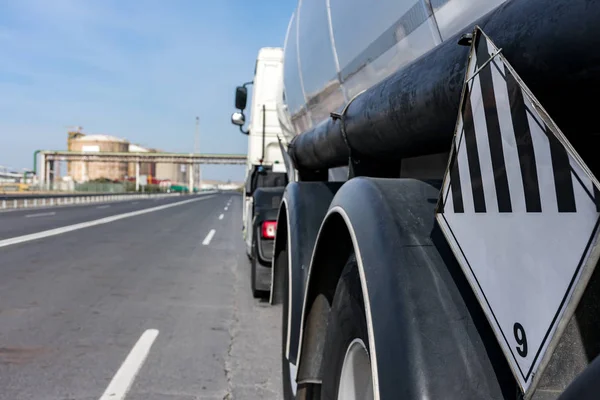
66,132 -> 193,185
127,144 -> 156,179
127,161 -> 155,178
155,162 -> 187,184
67,130 -> 85,179
69,138 -> 129,182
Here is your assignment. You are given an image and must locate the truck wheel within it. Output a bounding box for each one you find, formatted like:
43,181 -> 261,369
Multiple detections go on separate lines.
320,256 -> 373,400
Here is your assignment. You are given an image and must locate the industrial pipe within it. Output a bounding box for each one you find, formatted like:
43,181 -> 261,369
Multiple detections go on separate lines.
33,150 -> 41,175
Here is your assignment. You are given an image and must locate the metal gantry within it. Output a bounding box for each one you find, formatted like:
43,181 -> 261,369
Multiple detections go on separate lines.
35,150 -> 247,189
0,165 -> 22,182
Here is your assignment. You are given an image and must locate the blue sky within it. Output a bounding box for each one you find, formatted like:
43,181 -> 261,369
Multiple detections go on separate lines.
0,0 -> 295,181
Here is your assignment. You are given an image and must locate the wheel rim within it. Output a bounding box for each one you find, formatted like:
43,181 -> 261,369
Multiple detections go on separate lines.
337,339 -> 373,400
289,361 -> 298,396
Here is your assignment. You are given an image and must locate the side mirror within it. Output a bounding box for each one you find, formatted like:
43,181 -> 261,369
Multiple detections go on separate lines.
231,112 -> 245,127
235,86 -> 247,110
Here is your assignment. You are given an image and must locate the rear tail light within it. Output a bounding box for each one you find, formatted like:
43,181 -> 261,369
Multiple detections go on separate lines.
261,220 -> 277,239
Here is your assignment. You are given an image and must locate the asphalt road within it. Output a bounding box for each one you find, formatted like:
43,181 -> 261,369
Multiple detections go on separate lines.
0,192 -> 283,400
0,195 -> 204,240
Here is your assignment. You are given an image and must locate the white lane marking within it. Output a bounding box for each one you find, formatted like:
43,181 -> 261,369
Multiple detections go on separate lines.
97,205 -> 111,209
131,202 -> 139,205
224,207 -> 228,211
202,229 -> 216,245
218,214 -> 224,220
99,329 -> 159,400
0,196 -> 216,249
25,212 -> 56,218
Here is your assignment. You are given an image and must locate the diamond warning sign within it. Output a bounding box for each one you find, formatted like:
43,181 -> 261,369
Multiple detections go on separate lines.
436,27 -> 600,397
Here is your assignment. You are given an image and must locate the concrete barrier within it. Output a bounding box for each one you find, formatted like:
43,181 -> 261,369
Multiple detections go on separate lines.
0,191 -> 218,211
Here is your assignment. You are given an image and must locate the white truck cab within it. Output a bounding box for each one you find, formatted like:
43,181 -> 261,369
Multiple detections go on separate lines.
245,48 -> 286,168
231,47 -> 287,297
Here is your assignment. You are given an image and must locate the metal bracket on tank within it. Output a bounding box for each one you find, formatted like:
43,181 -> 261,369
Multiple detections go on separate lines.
330,89 -> 366,156
277,135 -> 297,183
458,32 -> 474,46
458,30 -> 503,85
330,89 -> 398,179
467,47 -> 503,84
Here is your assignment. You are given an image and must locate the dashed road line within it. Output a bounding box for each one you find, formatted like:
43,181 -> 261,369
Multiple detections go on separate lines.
0,196 -> 215,249
219,214 -> 224,220
202,229 -> 216,245
97,205 -> 111,209
98,329 -> 159,400
25,212 -> 56,218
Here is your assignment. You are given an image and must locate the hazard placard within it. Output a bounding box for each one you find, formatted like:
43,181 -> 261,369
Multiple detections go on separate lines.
436,27 -> 600,397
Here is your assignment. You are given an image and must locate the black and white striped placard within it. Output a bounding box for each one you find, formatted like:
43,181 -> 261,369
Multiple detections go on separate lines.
439,33 -> 599,216
436,28 -> 600,397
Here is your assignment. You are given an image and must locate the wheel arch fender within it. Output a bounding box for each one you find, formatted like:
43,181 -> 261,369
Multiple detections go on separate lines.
296,177 -> 515,399
270,181 -> 344,366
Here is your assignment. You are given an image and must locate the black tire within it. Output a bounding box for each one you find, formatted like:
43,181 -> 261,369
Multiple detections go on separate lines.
321,256 -> 371,400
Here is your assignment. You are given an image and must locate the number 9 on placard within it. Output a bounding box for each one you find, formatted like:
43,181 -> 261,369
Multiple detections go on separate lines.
514,322 -> 528,358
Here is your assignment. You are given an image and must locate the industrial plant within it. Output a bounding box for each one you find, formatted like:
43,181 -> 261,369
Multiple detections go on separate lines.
2,128 -> 245,193
65,128 -> 187,185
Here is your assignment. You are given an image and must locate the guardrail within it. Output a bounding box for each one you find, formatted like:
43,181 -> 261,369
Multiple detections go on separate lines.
0,191 -> 216,210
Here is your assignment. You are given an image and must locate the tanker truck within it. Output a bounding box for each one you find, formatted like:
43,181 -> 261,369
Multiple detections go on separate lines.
234,0 -> 600,398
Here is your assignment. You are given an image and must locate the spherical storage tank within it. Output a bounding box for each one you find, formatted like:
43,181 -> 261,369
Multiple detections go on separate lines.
68,134 -> 129,182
